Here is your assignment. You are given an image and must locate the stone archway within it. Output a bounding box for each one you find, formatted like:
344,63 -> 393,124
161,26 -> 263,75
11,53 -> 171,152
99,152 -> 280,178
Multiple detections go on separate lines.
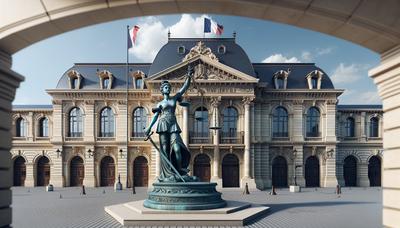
1,1 -> 400,227
222,154 -> 239,188
13,156 -> 26,186
272,156 -> 288,188
193,154 -> 211,182
305,156 -> 320,187
133,156 -> 148,187
368,156 -> 381,187
36,156 -> 50,187
70,156 -> 84,187
100,156 -> 115,187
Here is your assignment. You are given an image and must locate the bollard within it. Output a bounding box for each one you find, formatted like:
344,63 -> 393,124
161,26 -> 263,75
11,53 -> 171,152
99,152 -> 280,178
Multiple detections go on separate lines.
103,189 -> 106,194
270,185 -> 277,195
59,194 -> 62,199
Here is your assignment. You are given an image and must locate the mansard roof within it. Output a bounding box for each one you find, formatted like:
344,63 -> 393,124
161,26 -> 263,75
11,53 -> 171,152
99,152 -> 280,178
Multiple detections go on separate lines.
253,63 -> 335,89
13,105 -> 53,111
149,38 -> 256,77
56,63 -> 151,90
337,104 -> 382,111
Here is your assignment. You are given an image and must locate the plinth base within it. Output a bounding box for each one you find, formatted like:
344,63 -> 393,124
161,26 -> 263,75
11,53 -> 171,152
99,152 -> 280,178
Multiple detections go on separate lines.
105,200 -> 270,226
144,182 -> 226,210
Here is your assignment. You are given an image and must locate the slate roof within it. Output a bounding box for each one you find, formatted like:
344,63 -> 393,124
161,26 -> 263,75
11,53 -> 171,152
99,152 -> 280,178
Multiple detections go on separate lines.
337,105 -> 382,111
56,63 -> 151,89
13,105 -> 53,110
55,38 -> 335,90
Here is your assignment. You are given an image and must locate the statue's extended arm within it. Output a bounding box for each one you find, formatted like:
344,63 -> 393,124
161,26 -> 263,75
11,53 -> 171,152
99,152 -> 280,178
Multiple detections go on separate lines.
175,65 -> 194,99
145,109 -> 160,136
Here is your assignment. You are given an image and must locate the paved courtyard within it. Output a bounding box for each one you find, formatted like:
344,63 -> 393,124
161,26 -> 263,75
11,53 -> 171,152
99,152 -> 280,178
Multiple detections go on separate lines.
12,186 -> 382,228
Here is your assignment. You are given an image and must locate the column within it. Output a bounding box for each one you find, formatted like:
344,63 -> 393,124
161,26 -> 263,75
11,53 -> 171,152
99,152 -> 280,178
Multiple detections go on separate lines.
360,111 -> 367,141
50,148 -> 63,187
182,106 -> 189,146
241,97 -> 256,188
27,111 -> 34,141
25,162 -> 35,187
0,50 -> 24,227
83,146 -> 95,187
369,47 -> 400,227
210,97 -> 221,186
325,100 -> 337,142
358,160 -> 370,187
323,146 -> 338,187
292,100 -> 304,141
84,101 -> 95,142
117,147 -> 127,189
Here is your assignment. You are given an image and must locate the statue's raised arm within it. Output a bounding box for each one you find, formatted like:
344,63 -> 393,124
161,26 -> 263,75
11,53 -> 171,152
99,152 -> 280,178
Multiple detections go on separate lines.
175,65 -> 194,99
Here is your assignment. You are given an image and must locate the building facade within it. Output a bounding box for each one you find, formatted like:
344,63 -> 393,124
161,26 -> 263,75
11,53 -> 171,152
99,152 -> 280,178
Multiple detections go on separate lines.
10,38 -> 383,189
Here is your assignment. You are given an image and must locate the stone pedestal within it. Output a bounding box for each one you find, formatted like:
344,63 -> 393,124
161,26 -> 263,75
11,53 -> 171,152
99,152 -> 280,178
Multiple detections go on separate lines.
289,185 -> 301,193
144,182 -> 226,210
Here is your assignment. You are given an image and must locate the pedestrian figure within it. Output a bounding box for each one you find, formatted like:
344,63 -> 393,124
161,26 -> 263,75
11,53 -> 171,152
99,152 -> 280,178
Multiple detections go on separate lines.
59,194 -> 62,199
270,185 -> 277,195
243,183 -> 250,195
103,189 -> 106,194
81,185 -> 86,195
132,185 -> 136,195
336,184 -> 341,198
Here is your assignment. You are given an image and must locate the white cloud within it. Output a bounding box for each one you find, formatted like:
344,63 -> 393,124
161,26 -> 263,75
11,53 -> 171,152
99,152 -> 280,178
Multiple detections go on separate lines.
130,14 -> 218,62
261,54 -> 301,63
330,63 -> 362,84
301,51 -> 312,62
316,47 -> 333,56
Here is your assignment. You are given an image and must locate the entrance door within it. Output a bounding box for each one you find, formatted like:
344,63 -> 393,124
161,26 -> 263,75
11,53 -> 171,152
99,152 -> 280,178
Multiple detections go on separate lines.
222,154 -> 239,187
343,156 -> 357,186
193,154 -> 211,182
272,156 -> 287,187
368,156 -> 381,186
70,156 -> 84,186
100,156 -> 115,187
37,156 -> 50,186
133,156 -> 148,187
305,156 -> 320,187
13,156 -> 26,186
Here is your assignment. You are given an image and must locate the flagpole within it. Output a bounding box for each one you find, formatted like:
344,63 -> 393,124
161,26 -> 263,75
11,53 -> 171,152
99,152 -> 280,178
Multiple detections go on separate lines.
126,25 -> 130,189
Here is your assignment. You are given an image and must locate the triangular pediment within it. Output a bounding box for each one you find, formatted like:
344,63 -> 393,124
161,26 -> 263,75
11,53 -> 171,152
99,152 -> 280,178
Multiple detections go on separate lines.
146,55 -> 259,84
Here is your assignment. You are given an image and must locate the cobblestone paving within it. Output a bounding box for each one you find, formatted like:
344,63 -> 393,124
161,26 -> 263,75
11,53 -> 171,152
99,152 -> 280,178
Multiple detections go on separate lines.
12,186 -> 382,228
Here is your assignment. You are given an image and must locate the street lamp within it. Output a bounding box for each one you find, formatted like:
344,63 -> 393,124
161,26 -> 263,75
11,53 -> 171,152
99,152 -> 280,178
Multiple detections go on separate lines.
87,149 -> 93,158
56,149 -> 61,158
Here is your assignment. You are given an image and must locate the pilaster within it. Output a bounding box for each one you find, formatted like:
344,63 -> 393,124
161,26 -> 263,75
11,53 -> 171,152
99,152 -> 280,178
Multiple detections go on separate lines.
83,146 -> 95,187
292,100 -> 304,142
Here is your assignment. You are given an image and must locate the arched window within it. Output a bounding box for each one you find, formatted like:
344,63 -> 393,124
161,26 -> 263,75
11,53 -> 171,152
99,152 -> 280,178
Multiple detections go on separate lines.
135,77 -> 143,89
103,77 -> 110,89
345,117 -> 355,137
39,117 -> 49,137
273,107 -> 288,137
222,107 -> 238,140
194,107 -> 209,138
370,117 -> 379,137
69,107 -> 82,137
16,117 -> 26,137
133,107 -> 147,137
306,107 -> 320,137
100,107 -> 114,137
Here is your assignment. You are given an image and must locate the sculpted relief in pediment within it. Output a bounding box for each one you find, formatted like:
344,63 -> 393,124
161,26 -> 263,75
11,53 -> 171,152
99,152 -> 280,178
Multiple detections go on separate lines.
182,41 -> 219,62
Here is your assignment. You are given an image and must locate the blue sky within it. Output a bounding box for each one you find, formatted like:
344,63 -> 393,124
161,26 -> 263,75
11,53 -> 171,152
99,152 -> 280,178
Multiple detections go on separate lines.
12,14 -> 380,105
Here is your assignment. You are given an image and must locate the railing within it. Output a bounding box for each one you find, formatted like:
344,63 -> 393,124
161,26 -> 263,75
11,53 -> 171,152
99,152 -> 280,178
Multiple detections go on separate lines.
220,131 -> 244,144
12,137 -> 27,141
189,131 -> 212,144
65,137 -> 83,141
131,132 -> 146,141
272,132 -> 289,138
305,132 -> 322,141
36,137 -> 50,140
97,137 -> 115,141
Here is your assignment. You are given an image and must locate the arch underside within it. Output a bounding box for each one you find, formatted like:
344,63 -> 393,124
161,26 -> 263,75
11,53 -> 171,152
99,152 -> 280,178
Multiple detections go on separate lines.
1,0 -> 400,55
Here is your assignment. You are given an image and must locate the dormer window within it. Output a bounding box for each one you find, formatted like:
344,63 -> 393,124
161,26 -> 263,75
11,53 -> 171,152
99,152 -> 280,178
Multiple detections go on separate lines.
97,70 -> 113,89
217,45 -> 226,54
273,69 -> 290,89
103,78 -> 110,89
132,70 -> 145,89
178,45 -> 185,54
306,70 -> 323,89
67,70 -> 82,89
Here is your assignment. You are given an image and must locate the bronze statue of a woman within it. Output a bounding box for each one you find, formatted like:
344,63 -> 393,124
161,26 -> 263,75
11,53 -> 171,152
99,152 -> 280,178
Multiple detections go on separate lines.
144,66 -> 196,182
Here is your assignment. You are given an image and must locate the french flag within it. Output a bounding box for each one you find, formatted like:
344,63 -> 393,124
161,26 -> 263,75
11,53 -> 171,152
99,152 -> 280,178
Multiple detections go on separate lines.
128,25 -> 140,49
204,18 -> 224,36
